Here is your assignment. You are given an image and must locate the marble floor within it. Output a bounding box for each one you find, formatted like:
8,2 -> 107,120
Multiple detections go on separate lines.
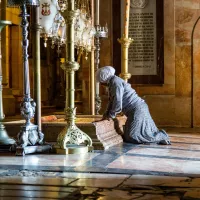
1,130 -> 200,199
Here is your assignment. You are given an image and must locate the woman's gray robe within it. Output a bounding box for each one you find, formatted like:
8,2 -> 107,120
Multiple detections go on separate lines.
105,75 -> 170,144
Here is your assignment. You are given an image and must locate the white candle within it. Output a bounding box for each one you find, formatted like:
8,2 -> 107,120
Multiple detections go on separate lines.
124,0 -> 130,38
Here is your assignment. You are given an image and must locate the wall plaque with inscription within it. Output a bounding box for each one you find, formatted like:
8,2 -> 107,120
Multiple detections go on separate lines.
113,0 -> 164,84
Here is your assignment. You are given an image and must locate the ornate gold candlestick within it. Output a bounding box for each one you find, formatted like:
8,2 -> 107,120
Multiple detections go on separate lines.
118,36 -> 133,82
55,0 -> 93,154
0,20 -> 16,147
118,0 -> 133,82
94,0 -> 108,115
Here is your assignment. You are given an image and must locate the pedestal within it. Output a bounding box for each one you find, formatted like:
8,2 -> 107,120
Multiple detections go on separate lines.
0,20 -> 16,150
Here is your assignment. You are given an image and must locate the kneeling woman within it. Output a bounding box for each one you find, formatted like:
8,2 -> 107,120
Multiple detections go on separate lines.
96,66 -> 171,145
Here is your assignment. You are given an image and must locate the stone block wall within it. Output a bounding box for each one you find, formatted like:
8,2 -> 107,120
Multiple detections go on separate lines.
98,0 -> 200,127
3,0 -> 200,128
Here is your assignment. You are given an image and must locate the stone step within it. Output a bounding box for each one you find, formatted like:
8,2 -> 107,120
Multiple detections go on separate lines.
4,116 -> 126,150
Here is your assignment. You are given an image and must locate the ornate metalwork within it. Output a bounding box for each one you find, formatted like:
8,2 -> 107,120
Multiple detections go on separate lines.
94,3 -> 108,115
95,94 -> 101,115
17,124 -> 44,148
58,0 -> 68,12
61,61 -> 79,72
18,4 -> 44,148
55,0 -> 93,154
57,122 -> 92,149
118,36 -> 134,82
0,20 -> 16,146
7,1 -> 47,152
32,6 -> 43,133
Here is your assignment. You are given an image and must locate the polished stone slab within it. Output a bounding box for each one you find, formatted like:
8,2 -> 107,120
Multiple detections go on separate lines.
169,133 -> 200,138
107,155 -> 200,175
169,135 -> 200,144
0,177 -> 76,186
4,115 -> 125,150
137,142 -> 200,151
0,175 -> 197,200
69,176 -> 128,188
97,190 -> 179,200
127,147 -> 200,159
122,175 -> 197,187
0,153 -> 99,167
2,131 -> 200,199
0,184 -> 77,192
0,190 -> 73,199
1,132 -> 200,177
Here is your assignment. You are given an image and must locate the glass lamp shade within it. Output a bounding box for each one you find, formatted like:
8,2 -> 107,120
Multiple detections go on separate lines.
57,0 -> 67,12
7,0 -> 40,6
57,24 -> 66,39
39,0 -> 58,35
51,13 -> 64,36
75,10 -> 86,32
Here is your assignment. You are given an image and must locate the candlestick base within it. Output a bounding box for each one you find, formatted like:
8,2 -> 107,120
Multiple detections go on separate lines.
55,144 -> 93,154
55,123 -> 93,155
0,124 -> 16,145
15,144 -> 52,156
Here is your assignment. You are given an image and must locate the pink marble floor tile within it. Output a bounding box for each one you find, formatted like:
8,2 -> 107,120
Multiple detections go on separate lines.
107,155 -> 200,175
127,147 -> 200,159
69,177 -> 126,188
184,190 -> 200,199
62,172 -> 129,179
169,133 -> 200,138
0,153 -> 99,167
0,177 -> 76,186
138,143 -> 200,151
168,136 -> 200,143
97,189 -> 133,200
122,175 -> 197,187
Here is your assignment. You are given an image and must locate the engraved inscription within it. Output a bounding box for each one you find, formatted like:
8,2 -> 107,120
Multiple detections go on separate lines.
121,0 -> 157,75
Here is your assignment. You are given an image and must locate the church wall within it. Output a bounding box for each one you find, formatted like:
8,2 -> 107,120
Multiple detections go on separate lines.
99,0 -> 200,127
3,1 -> 200,128
2,7 -> 22,115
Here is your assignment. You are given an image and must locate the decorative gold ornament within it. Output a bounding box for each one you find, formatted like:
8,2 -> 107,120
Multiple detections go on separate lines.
118,35 -> 134,82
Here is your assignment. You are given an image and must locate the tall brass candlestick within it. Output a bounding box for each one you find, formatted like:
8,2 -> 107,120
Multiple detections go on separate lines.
90,0 -> 95,115
118,0 -> 133,82
94,0 -> 108,114
55,0 -> 93,154
94,0 -> 101,115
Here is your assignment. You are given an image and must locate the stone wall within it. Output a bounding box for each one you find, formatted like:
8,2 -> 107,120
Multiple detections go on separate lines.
2,7 -> 22,115
3,0 -> 200,127
98,0 -> 200,127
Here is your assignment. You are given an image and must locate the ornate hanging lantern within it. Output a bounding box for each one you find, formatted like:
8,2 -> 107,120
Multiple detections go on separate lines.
57,0 -> 67,12
39,0 -> 58,47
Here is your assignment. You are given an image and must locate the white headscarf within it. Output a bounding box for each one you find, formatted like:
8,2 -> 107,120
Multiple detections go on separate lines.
96,66 -> 116,83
